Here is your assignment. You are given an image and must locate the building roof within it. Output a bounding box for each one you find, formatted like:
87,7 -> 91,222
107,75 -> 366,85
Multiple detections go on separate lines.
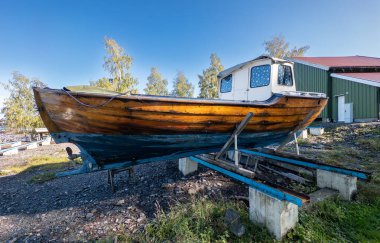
217,55 -> 292,79
290,56 -> 380,70
331,72 -> 380,88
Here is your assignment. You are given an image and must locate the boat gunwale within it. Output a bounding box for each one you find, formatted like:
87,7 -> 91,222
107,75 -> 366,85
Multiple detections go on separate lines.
34,87 -> 327,107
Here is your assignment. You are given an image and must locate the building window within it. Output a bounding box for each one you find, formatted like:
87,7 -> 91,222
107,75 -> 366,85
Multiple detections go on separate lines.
250,65 -> 271,88
278,65 -> 293,86
220,74 -> 232,93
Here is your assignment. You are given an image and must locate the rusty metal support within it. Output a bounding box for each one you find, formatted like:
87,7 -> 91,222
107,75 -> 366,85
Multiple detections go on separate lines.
215,112 -> 254,163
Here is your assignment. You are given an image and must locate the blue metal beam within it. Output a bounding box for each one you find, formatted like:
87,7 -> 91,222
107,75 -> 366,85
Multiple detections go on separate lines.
189,156 -> 303,206
240,149 -> 369,180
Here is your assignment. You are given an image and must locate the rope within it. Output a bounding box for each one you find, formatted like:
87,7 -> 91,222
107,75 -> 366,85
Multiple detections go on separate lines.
62,89 -> 129,108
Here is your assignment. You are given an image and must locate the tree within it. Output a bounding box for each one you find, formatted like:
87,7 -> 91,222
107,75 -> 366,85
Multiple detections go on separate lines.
1,72 -> 46,132
171,71 -> 194,97
198,53 -> 224,98
263,34 -> 310,58
91,37 -> 138,93
144,67 -> 169,95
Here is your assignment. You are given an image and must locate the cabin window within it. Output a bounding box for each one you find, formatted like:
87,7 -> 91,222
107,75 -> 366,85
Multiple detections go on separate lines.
250,65 -> 271,88
278,65 -> 293,86
220,74 -> 232,93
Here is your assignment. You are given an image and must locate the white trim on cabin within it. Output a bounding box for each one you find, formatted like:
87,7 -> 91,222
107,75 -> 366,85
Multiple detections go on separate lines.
287,58 -> 330,71
330,73 -> 380,88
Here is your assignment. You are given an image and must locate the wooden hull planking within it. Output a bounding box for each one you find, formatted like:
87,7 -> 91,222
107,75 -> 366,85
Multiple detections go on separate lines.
33,88 -> 328,169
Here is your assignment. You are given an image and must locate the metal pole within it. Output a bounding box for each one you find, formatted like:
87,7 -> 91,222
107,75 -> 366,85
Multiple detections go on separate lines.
294,133 -> 300,155
234,134 -> 239,166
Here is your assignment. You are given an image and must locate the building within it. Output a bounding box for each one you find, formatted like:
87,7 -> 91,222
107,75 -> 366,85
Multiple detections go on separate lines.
290,56 -> 380,122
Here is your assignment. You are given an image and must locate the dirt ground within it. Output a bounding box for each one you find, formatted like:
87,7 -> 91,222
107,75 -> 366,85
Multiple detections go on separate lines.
0,122 -> 379,241
0,143 -> 247,242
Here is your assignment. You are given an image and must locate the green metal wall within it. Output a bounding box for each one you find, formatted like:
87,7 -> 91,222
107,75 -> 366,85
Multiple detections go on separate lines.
294,63 -> 330,119
331,77 -> 379,121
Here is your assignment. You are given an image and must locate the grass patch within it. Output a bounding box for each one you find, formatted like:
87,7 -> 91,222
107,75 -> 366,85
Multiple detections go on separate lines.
29,172 -> 56,184
288,196 -> 380,242
130,199 -> 272,242
358,137 -> 380,151
0,155 -> 81,176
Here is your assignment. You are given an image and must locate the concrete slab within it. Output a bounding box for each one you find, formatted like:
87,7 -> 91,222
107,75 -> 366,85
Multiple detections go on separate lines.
309,127 -> 324,136
249,187 -> 298,240
297,129 -> 308,139
41,137 -> 52,146
179,157 -> 198,176
11,141 -> 22,147
316,169 -> 357,200
26,142 -> 38,150
2,148 -> 19,156
304,188 -> 339,208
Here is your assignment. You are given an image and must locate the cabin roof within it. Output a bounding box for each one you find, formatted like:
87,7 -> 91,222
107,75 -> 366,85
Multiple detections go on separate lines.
290,56 -> 380,70
217,55 -> 292,79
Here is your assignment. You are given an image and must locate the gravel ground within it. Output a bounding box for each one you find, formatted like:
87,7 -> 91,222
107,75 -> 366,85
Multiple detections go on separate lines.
0,143 -> 247,242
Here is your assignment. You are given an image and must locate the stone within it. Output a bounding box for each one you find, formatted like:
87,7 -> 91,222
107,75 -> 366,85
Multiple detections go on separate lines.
116,199 -> 125,205
224,208 -> 245,237
188,188 -> 197,195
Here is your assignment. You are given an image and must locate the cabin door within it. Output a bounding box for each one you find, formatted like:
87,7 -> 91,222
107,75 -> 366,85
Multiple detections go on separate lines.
337,95 -> 345,122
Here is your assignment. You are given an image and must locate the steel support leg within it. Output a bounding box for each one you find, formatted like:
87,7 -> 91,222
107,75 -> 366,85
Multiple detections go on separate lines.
215,112 -> 254,164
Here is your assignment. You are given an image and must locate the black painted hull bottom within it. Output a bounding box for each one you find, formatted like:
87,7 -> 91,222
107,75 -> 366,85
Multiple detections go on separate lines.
53,131 -> 289,166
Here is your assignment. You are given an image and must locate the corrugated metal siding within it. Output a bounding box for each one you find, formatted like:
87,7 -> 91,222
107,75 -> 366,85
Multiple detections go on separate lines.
332,77 -> 379,120
294,63 -> 330,118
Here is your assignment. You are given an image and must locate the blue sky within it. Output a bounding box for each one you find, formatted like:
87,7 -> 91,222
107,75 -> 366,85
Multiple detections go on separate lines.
1,0 -> 380,108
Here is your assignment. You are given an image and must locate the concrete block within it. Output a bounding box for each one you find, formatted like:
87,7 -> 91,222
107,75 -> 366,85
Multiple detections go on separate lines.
41,137 -> 52,146
316,169 -> 357,200
178,157 -> 198,176
26,142 -> 38,150
309,127 -> 324,136
297,129 -> 308,139
2,148 -> 19,156
11,141 -> 22,147
249,187 -> 298,240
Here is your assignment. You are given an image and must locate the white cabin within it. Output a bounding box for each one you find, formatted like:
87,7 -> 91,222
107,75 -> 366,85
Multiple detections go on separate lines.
218,56 -> 296,101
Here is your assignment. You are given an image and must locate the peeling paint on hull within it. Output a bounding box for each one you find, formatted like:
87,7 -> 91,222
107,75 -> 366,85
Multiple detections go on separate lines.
53,131 -> 289,166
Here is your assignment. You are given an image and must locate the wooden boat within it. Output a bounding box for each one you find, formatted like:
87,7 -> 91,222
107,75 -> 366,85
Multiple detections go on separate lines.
33,56 -> 328,175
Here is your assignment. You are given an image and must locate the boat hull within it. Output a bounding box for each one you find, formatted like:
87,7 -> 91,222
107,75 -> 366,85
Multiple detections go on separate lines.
33,87 -> 328,172
52,131 -> 289,165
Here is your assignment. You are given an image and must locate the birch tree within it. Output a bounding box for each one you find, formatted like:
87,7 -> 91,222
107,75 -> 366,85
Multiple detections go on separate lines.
144,67 -> 169,95
198,53 -> 224,98
264,35 -> 309,58
1,72 -> 45,132
91,37 -> 138,93
171,71 -> 194,97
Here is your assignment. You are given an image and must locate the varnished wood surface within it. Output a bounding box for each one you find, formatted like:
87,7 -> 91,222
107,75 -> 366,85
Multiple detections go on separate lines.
33,88 -> 328,135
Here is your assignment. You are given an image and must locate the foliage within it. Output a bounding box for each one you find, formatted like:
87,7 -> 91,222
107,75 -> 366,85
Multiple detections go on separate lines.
198,53 -> 224,98
0,154 -> 81,176
263,34 -> 310,58
171,71 -> 194,97
91,37 -> 138,93
1,72 -> 45,132
144,67 -> 169,95
133,199 -> 272,242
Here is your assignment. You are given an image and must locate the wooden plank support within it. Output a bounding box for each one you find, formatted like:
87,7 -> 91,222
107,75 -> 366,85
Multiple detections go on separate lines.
240,149 -> 370,180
